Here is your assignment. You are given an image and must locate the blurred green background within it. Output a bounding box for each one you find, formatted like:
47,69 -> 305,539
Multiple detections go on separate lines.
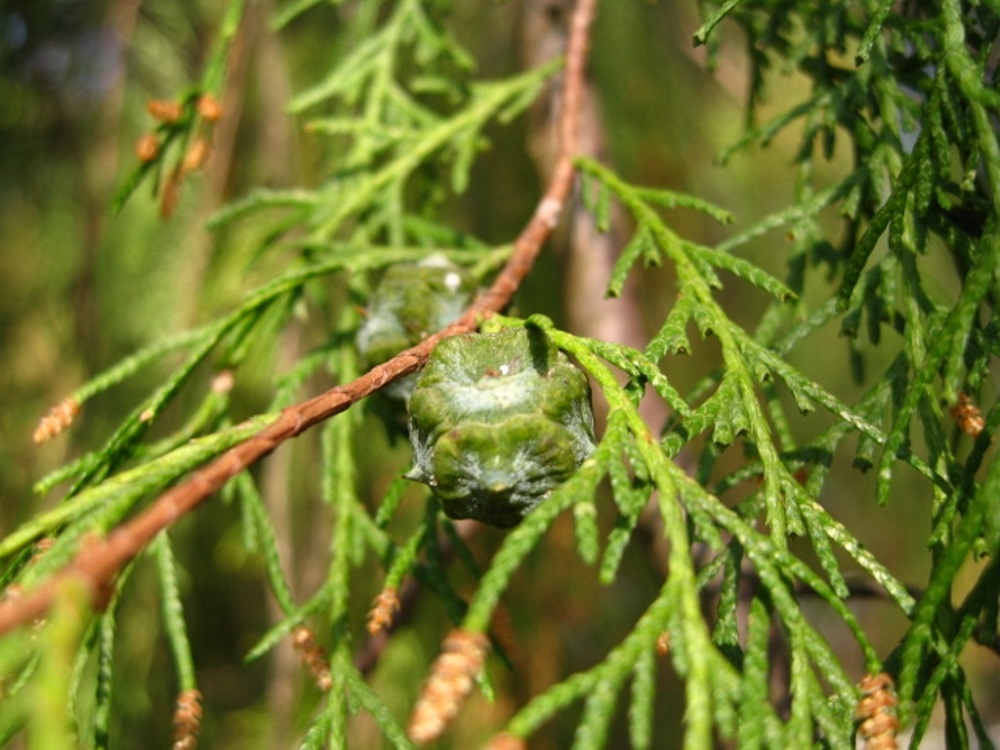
0,0 -> 995,747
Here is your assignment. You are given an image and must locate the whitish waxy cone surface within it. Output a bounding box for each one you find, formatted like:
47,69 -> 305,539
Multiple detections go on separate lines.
356,256 -> 476,400
407,327 -> 596,527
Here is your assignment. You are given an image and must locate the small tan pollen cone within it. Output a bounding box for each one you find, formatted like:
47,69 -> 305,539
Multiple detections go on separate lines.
407,629 -> 489,745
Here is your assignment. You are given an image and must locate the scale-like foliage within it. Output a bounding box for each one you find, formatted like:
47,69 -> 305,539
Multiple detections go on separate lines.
2,0 -> 998,748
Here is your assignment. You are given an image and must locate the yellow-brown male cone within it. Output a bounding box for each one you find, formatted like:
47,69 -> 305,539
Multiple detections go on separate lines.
407,629 -> 490,745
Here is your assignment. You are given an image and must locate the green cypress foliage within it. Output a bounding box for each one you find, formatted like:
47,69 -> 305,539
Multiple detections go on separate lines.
2,0 -> 998,747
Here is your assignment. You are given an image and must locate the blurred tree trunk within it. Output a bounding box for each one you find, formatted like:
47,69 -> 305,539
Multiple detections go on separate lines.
520,0 -> 668,434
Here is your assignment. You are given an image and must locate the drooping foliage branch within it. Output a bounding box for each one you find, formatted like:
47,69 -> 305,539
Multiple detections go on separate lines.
1,0 -> 998,748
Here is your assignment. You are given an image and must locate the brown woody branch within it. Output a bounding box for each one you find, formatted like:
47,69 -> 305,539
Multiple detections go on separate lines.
0,0 -> 599,636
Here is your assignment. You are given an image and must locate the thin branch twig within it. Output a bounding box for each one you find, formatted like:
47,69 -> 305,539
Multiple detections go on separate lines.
0,0 -> 599,635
